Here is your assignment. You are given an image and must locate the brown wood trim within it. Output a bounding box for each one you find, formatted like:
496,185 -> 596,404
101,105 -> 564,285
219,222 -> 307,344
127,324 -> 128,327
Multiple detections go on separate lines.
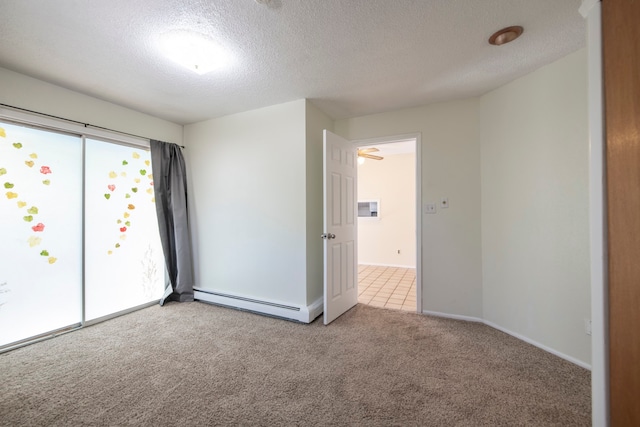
602,0 -> 640,425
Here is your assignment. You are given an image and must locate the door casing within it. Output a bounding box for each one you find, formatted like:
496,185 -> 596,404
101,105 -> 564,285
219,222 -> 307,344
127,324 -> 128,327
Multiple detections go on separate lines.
352,133 -> 422,313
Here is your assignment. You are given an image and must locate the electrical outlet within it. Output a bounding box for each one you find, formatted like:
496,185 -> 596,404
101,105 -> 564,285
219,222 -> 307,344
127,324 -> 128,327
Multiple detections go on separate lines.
584,319 -> 592,336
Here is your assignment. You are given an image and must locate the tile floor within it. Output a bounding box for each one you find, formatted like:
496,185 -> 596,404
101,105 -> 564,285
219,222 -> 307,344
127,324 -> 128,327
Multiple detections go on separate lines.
358,265 -> 417,312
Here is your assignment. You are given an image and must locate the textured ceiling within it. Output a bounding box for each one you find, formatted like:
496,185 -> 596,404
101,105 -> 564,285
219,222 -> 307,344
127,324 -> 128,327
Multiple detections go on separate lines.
0,0 -> 585,125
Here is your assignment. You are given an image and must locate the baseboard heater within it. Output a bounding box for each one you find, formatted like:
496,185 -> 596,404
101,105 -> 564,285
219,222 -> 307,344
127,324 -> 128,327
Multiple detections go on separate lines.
194,288 -> 323,324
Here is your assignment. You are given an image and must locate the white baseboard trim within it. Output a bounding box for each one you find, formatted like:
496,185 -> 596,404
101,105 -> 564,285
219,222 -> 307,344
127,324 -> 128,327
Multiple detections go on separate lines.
307,297 -> 324,322
483,320 -> 592,371
422,309 -> 484,323
359,262 -> 417,269
194,288 -> 323,324
422,310 -> 591,370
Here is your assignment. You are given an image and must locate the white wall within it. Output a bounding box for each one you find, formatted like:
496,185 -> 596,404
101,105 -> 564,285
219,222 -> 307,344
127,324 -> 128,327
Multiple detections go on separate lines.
358,152 -> 416,267
184,100 -> 310,306
335,99 -> 483,319
305,101 -> 333,305
0,67 -> 183,144
480,49 -> 590,365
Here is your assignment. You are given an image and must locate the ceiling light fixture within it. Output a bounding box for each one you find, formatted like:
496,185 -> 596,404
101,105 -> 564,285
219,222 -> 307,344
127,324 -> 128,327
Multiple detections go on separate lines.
489,26 -> 524,46
159,30 -> 229,75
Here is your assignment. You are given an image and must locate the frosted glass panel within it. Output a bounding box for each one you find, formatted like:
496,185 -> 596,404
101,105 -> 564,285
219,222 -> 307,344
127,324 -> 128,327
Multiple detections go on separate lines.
84,139 -> 164,321
0,122 -> 82,347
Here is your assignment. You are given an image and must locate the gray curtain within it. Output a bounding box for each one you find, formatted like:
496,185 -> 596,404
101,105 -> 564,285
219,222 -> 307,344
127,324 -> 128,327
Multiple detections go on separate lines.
150,140 -> 194,305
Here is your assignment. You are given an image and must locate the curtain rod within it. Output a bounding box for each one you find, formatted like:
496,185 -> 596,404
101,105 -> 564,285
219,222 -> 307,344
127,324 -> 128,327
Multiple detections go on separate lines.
0,102 -> 185,149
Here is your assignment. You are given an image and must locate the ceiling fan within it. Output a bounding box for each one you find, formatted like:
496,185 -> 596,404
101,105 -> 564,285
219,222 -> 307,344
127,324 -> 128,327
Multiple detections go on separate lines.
357,147 -> 383,160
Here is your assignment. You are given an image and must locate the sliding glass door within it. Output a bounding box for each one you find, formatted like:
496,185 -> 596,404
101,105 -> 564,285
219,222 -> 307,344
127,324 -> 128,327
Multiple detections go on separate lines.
0,122 -> 83,347
84,139 -> 164,321
0,121 -> 165,348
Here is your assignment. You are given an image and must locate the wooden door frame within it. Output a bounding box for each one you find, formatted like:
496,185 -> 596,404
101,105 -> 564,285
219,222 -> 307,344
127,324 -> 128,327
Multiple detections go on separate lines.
584,0 -> 640,423
602,0 -> 640,425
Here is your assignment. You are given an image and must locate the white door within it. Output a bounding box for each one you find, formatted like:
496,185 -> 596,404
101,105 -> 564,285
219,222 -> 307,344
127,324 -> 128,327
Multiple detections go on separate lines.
323,130 -> 358,325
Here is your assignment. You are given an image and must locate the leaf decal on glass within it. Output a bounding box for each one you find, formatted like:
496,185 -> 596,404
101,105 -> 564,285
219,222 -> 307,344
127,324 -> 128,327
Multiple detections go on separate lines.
103,149 -> 154,252
2,129 -> 58,264
28,236 -> 42,247
0,127 -> 5,137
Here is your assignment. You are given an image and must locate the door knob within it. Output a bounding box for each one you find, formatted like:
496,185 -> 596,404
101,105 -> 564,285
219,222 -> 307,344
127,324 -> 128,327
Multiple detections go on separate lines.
321,233 -> 336,239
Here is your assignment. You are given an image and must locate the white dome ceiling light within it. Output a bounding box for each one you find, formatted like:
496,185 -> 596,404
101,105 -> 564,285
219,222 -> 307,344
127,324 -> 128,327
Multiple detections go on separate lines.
159,30 -> 230,75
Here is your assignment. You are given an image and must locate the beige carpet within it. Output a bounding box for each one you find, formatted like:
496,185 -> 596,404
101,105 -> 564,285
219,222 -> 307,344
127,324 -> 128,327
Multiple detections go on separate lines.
0,302 -> 590,426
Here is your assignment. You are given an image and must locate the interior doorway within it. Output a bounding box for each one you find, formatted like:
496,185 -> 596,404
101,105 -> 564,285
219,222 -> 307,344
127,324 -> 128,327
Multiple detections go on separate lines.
354,137 -> 419,312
